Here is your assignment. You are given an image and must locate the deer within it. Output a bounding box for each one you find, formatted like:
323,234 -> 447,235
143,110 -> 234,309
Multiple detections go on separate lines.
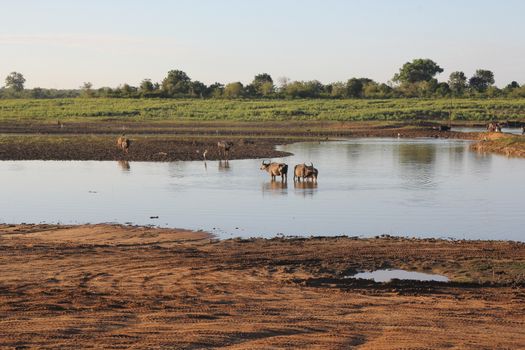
117,135 -> 130,154
217,140 -> 234,160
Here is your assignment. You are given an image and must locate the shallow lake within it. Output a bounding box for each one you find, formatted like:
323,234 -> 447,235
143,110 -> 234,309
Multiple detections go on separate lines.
1,138 -> 524,241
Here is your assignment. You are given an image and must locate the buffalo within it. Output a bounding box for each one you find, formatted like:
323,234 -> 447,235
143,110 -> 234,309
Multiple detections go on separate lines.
260,161 -> 288,181
294,162 -> 318,182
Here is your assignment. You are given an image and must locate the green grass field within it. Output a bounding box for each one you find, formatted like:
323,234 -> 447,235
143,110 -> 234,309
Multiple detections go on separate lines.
1,98 -> 525,122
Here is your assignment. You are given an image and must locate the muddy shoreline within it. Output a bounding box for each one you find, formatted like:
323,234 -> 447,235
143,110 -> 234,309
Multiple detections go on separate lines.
0,120 -> 483,161
1,224 -> 524,349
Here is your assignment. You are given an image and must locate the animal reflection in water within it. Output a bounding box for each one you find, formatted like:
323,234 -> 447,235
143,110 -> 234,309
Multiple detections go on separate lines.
294,181 -> 317,190
261,180 -> 288,195
117,160 -> 130,171
260,161 -> 288,181
218,160 -> 231,172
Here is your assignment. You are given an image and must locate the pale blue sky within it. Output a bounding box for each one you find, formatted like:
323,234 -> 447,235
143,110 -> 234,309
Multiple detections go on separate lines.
1,0 -> 524,88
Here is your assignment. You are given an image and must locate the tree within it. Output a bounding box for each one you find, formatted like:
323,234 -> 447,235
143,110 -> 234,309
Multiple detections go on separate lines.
330,82 -> 346,98
252,73 -> 272,87
161,70 -> 191,96
249,73 -> 274,97
469,69 -> 495,92
80,82 -> 94,98
118,83 -> 137,97
393,59 -> 443,84
448,71 -> 467,95
209,82 -> 224,98
190,81 -> 208,98
5,72 -> 26,91
139,79 -> 155,93
434,82 -> 451,97
345,78 -> 364,98
259,81 -> 274,97
223,82 -> 243,98
282,80 -> 323,98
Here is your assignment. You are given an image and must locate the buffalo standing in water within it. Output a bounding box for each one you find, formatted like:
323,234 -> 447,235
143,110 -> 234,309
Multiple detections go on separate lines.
260,161 -> 288,181
294,163 -> 318,182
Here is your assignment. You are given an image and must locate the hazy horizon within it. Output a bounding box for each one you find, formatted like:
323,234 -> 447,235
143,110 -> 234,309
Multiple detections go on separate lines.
1,0 -> 524,89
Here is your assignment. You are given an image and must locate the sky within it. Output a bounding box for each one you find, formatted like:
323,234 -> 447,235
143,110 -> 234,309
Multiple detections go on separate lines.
1,0 -> 524,89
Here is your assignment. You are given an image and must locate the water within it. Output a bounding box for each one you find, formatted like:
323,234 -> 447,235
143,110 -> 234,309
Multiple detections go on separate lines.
349,269 -> 449,283
454,126 -> 524,135
1,138 -> 524,241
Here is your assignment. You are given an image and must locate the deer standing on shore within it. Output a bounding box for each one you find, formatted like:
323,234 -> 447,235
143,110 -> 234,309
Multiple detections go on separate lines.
217,141 -> 234,160
117,135 -> 130,154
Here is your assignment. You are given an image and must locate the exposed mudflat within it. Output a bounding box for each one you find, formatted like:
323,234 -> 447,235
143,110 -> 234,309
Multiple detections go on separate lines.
1,224 -> 524,349
0,120 -> 482,161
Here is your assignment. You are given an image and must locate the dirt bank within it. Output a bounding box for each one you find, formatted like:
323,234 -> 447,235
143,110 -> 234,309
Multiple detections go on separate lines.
1,224 -> 524,349
470,132 -> 525,157
0,120 -> 483,161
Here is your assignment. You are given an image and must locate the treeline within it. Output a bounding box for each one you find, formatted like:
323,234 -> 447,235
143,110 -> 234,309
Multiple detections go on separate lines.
1,59 -> 525,99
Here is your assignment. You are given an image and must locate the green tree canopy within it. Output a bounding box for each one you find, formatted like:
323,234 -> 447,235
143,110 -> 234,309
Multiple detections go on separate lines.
448,71 -> 467,94
393,59 -> 443,84
224,82 -> 243,98
469,69 -> 495,92
5,72 -> 26,91
345,78 -> 365,98
80,82 -> 94,98
140,79 -> 155,93
250,73 -> 274,96
190,81 -> 208,98
162,70 -> 191,96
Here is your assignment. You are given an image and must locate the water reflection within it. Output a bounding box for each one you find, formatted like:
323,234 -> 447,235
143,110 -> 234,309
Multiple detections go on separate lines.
294,181 -> 318,197
218,160 -> 231,172
396,143 -> 437,190
349,269 -> 449,283
397,143 -> 436,164
117,160 -> 130,172
261,180 -> 288,196
2,138 -> 525,241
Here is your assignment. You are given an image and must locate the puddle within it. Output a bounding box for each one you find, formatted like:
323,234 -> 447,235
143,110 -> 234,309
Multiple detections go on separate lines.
349,269 -> 449,283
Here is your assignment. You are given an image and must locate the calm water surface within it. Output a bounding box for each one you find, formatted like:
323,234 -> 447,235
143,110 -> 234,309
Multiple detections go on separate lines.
1,138 -> 524,240
350,270 -> 449,283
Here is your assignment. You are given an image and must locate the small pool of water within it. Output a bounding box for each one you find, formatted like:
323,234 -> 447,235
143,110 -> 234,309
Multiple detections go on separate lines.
349,269 -> 449,283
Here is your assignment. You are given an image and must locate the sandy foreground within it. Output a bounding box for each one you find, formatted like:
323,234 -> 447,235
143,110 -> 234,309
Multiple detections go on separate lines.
0,224 -> 524,349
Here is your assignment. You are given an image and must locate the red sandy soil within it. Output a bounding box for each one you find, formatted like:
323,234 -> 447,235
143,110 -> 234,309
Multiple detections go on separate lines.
1,224 -> 524,349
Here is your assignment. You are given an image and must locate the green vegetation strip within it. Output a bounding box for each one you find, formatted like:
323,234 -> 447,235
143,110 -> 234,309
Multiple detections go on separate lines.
1,98 -> 525,122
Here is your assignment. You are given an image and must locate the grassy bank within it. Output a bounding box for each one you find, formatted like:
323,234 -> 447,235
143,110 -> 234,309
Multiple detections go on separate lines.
471,133 -> 525,157
1,98 -> 525,122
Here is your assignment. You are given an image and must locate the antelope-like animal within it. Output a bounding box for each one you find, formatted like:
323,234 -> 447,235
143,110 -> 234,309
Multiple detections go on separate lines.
117,135 -> 130,154
260,161 -> 288,181
217,140 -> 234,160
